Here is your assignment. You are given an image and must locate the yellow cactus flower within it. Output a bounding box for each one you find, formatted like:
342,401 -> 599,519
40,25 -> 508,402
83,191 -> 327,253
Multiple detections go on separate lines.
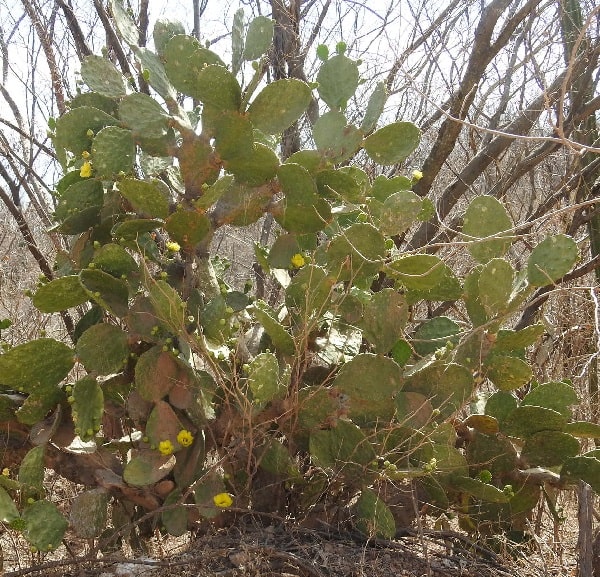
158,439 -> 174,456
412,169 -> 423,181
80,160 -> 93,178
166,241 -> 181,252
81,150 -> 90,159
1,468 -> 9,476
290,253 -> 305,268
213,492 -> 233,508
176,429 -> 194,447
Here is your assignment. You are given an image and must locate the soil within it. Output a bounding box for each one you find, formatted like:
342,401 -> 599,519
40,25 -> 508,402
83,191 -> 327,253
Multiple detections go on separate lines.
2,514 -> 578,577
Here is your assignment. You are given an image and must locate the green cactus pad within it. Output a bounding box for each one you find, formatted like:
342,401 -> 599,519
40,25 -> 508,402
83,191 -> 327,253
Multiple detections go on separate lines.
564,421 -> 600,438
391,339 -> 413,367
148,279 -> 186,332
432,444 -> 469,477
273,163 -> 331,234
224,143 -> 279,186
561,456 -> 600,493
464,414 -> 499,435
32,275 -> 89,313
466,431 -> 517,477
323,223 -> 385,285
135,345 -> 183,401
404,361 -> 473,420
363,122 -> 421,165
75,324 -> 129,375
194,175 -> 234,211
478,258 -> 514,316
54,106 -> 119,156
333,353 -> 403,426
462,268 -> 488,327
462,196 -> 513,263
494,324 -> 545,351
360,289 -> 408,354
213,181 -> 272,227
123,450 -> 176,487
133,47 -> 177,100
194,471 -> 227,519
387,254 -> 447,290
251,300 -> 295,356
163,35 -> 225,98
92,243 -> 139,279
355,488 -> 395,539
109,0 -> 139,45
16,387 -> 64,426
313,110 -> 362,163
70,488 -> 109,538
257,439 -> 297,476
285,265 -> 334,318
80,268 -> 129,317
71,376 -> 103,441
286,150 -> 323,174
0,486 -> 19,523
521,381 -> 578,418
199,294 -> 230,343
317,54 -> 359,110
0,338 -> 74,392
483,354 -> 532,391
360,81 -> 387,133
120,93 -> 170,139
267,234 -> 301,269
162,490 -> 188,536
315,169 -> 365,204
146,400 -> 182,447
165,211 -> 211,250
153,19 -> 185,55
22,500 -> 68,551
521,430 -> 579,467
248,353 -> 285,406
243,15 -> 274,60
484,391 -> 518,428
371,175 -> 412,202
231,8 -> 244,74
194,65 -> 242,111
413,316 -> 460,357
54,178 -> 103,222
92,126 -> 135,179
57,205 -> 102,235
68,92 -> 118,115
527,234 -> 578,286
80,55 -> 126,98
503,405 -> 567,438
378,190 -> 423,236
395,392 -> 433,429
449,475 -> 510,503
111,218 -> 163,240
213,111 -> 254,161
127,295 -> 166,343
247,79 -> 311,134
309,419 -> 376,479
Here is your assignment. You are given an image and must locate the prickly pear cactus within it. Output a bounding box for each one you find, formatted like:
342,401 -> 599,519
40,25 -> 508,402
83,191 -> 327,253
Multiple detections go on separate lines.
2,3 -> 594,550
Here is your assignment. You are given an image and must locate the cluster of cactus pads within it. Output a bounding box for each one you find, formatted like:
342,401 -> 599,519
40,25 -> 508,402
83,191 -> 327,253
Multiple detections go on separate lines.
0,0 -> 598,550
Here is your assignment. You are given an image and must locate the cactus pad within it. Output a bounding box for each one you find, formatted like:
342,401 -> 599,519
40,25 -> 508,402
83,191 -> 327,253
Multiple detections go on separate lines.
333,353 -> 403,425
251,300 -> 295,356
165,210 -> 211,250
503,405 -> 567,437
413,316 -> 460,357
313,110 -> 362,163
561,456 -> 600,493
360,81 -> 387,133
80,268 -> 129,317
478,258 -> 513,316
248,352 -> 285,406
92,126 -> 135,178
80,55 -> 126,98
395,392 -> 433,429
483,354 -> 532,391
494,324 -> 545,351
223,143 -> 279,186
527,234 -> 578,286
379,190 -> 423,236
317,53 -> 359,110
153,19 -> 185,55
70,488 -> 109,538
248,79 -> 311,134
33,276 -> 89,313
360,289 -> 408,354
0,486 -> 19,523
363,122 -> 421,165
356,488 -> 395,539
71,376 -> 103,441
521,381 -> 578,418
521,431 -> 579,467
135,345 -> 182,402
22,500 -> 68,551
123,450 -> 176,486
92,243 -> 139,280
76,324 -> 129,375
146,400 -> 182,447
285,265 -> 334,318
119,93 -> 170,139
243,16 -> 274,61
466,431 -> 517,477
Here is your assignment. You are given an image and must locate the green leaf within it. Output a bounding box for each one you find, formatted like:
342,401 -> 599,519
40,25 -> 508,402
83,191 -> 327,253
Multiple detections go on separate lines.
32,276 -> 89,313
76,324 -> 129,375
80,55 -> 126,97
243,16 -> 274,60
363,121 -> 420,165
